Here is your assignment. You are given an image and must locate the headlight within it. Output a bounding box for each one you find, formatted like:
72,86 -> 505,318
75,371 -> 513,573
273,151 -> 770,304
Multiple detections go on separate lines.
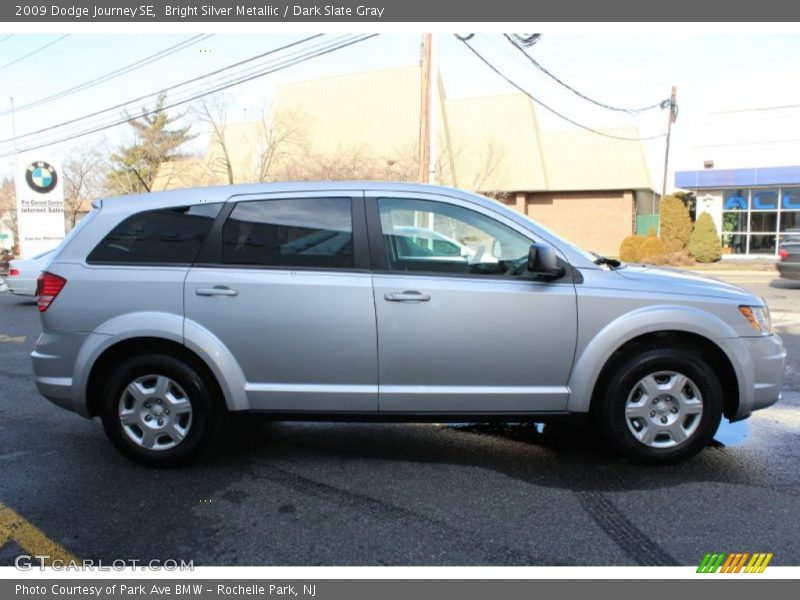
739,305 -> 772,335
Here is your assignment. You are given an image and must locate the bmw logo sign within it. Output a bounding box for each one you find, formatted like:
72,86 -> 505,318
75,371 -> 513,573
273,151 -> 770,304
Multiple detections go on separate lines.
25,161 -> 58,194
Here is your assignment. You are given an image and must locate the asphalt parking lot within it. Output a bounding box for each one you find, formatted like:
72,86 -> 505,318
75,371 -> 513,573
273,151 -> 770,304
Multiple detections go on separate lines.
0,270 -> 798,567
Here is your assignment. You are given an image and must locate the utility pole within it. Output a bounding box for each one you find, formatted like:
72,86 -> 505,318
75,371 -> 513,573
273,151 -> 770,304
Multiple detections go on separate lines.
10,96 -> 20,256
661,85 -> 677,198
418,33 -> 434,184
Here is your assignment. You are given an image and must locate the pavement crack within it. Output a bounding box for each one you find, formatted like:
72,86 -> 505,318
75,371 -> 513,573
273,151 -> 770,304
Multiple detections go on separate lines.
575,490 -> 677,566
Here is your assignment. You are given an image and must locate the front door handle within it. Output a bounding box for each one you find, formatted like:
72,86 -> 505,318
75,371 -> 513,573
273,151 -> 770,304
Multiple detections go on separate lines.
384,290 -> 431,303
195,286 -> 239,297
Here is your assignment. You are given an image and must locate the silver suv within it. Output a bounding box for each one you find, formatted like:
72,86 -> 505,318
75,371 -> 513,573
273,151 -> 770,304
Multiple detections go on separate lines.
32,183 -> 785,466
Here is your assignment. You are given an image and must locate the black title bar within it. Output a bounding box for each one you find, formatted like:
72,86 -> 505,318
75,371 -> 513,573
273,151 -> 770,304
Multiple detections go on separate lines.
2,0 -> 800,22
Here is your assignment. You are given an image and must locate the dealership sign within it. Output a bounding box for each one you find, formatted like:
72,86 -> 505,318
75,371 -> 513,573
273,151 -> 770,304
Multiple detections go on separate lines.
14,153 -> 66,259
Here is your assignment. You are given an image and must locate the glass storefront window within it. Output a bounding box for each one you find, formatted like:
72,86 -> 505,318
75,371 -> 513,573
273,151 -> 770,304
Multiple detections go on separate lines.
721,211 -> 748,232
782,188 -> 800,211
722,189 -> 748,211
780,211 -> 800,233
725,233 -> 748,254
749,234 -> 777,254
750,188 -> 780,210
750,212 -> 778,232
703,186 -> 800,255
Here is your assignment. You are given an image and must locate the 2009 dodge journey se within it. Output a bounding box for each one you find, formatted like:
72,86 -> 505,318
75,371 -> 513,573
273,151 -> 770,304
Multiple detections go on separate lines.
32,182 -> 786,466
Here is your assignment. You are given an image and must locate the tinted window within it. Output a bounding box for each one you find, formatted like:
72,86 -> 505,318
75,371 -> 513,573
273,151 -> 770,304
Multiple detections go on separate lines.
378,198 -> 531,276
88,204 -> 223,264
222,197 -> 354,269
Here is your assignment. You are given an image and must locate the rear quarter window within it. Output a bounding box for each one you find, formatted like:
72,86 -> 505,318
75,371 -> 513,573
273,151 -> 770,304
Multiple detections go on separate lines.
87,204 -> 222,265
221,197 -> 354,269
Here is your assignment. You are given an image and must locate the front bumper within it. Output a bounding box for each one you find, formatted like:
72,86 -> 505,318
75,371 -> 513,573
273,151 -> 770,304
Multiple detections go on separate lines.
727,333 -> 786,421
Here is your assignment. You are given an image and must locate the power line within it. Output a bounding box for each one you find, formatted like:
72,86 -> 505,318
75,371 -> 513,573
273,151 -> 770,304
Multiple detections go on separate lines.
0,35 -> 14,46
0,34 -> 69,72
510,34 -> 541,47
693,138 -> 800,148
0,34 -> 214,117
455,35 -> 666,142
712,103 -> 800,115
0,34 -> 379,157
13,35 -> 377,154
7,34 -> 350,148
1,34 -> 324,145
1,34 -> 355,152
503,34 -> 669,115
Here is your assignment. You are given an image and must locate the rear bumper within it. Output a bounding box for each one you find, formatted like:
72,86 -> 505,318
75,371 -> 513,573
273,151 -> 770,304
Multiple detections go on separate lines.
7,278 -> 37,296
31,331 -> 95,417
776,262 -> 800,280
728,333 -> 785,421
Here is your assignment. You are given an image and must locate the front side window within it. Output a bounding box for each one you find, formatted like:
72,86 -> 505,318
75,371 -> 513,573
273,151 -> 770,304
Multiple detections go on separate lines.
378,198 -> 532,276
88,203 -> 222,264
222,197 -> 354,269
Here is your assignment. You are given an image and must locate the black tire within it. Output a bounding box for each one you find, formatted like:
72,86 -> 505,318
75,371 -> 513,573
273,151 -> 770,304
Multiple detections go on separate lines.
594,346 -> 723,465
100,353 -> 222,467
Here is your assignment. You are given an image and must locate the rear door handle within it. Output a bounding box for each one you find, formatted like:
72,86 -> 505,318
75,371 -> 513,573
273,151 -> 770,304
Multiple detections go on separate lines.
195,286 -> 239,297
384,290 -> 431,303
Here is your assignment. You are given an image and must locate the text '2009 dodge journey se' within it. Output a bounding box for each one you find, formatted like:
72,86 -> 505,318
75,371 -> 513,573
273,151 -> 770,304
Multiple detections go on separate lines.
32,182 -> 786,467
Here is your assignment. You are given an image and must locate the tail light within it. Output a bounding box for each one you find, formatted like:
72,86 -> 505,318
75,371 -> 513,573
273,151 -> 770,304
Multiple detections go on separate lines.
8,268 -> 19,277
778,249 -> 789,261
37,272 -> 67,312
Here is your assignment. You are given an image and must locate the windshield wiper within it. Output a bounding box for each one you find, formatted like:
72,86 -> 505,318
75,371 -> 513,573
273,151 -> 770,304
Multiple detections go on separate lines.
590,252 -> 622,268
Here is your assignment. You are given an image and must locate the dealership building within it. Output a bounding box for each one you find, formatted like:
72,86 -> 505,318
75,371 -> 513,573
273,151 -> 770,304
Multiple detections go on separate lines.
675,166 -> 800,256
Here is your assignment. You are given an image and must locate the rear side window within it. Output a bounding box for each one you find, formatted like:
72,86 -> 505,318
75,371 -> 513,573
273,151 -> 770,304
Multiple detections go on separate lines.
87,204 -> 222,265
222,197 -> 354,269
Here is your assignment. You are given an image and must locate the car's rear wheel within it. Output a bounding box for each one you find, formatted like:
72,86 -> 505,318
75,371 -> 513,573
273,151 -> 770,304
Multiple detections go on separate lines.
100,354 -> 220,467
594,347 -> 723,464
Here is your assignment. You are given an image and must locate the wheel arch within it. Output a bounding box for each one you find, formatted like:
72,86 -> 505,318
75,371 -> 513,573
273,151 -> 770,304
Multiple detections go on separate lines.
585,330 -> 740,421
86,337 -> 229,418
567,305 -> 743,420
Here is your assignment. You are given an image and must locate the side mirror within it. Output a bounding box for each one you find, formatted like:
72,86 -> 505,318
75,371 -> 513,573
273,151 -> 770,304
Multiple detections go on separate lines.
527,243 -> 566,279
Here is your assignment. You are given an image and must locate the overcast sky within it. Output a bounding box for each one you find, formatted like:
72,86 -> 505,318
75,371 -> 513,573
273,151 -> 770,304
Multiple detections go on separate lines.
1,29 -> 799,191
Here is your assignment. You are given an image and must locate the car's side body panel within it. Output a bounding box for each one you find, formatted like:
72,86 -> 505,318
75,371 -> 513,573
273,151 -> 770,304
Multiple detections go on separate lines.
30,182 -> 784,434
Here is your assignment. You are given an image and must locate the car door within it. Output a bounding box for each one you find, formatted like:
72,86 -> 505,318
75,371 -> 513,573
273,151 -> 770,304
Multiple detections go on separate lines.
184,191 -> 378,412
367,192 -> 578,413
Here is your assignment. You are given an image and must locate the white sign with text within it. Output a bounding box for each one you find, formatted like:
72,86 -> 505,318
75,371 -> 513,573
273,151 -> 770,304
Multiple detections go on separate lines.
14,153 -> 66,259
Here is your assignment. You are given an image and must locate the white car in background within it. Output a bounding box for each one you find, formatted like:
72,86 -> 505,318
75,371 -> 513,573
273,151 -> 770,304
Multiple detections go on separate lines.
5,250 -> 54,296
393,226 -> 498,264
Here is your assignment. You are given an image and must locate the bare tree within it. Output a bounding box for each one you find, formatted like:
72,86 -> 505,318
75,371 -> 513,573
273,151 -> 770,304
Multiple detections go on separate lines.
196,94 -> 236,185
0,177 -> 15,213
63,147 -> 107,230
250,106 -> 308,182
437,136 -> 508,197
279,138 -> 419,183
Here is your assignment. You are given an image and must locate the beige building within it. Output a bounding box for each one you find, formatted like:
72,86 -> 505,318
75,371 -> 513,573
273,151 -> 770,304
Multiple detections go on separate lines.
154,65 -> 656,255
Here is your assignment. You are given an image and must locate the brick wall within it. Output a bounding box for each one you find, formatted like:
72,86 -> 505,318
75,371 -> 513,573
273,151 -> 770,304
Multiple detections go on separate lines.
507,190 -> 635,257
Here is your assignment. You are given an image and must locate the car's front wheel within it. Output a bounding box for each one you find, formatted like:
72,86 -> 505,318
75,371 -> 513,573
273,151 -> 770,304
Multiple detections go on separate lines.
595,347 -> 723,464
100,354 -> 220,467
